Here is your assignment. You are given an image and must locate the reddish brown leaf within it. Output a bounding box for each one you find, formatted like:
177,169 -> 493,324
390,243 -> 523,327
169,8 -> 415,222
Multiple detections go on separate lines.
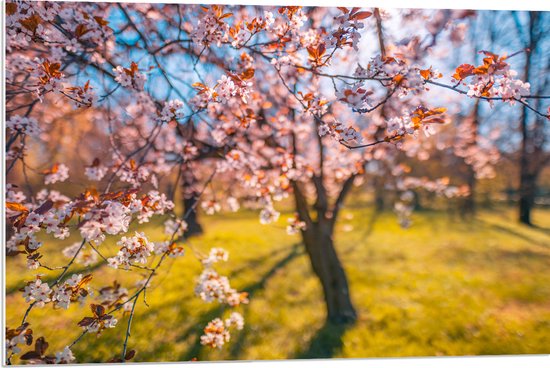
241,68 -> 255,80
125,349 -> 136,360
19,14 -> 42,33
6,202 -> 28,213
75,24 -> 90,38
35,337 -> 49,356
77,317 -> 96,327
33,200 -> 53,215
352,11 -> 372,20
20,351 -> 42,360
6,2 -> 17,15
452,64 -> 475,80
91,303 -> 105,317
93,16 -> 109,27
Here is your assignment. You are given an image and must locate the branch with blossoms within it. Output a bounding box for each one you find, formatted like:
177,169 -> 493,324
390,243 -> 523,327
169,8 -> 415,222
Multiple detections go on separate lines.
211,10 -> 548,152
6,166 -> 248,364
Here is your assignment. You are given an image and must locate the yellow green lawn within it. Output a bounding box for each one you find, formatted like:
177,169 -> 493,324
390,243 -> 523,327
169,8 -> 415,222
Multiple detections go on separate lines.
5,206 -> 550,363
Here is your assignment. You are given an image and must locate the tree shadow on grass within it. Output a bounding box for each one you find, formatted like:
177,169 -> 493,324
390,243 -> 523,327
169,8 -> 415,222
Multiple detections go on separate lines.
531,223 -> 550,236
176,243 -> 304,361
479,219 -> 550,249
294,321 -> 351,359
228,245 -> 295,279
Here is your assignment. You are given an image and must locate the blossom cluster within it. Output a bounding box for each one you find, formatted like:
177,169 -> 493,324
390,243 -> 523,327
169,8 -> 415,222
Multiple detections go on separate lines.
108,232 -> 154,269
55,346 -> 76,364
29,59 -> 66,98
351,55 -> 439,101
385,106 -> 447,147
336,83 -> 374,111
7,199 -> 73,267
200,312 -> 245,349
7,184 -> 176,271
43,163 -> 70,185
84,161 -> 109,181
195,268 -> 249,306
278,6 -> 307,35
22,273 -> 91,310
164,218 -> 188,238
286,213 -> 307,235
216,73 -> 254,104
318,120 -> 362,144
152,241 -> 186,258
22,278 -> 52,307
195,248 -> 249,306
80,200 -> 132,244
51,274 -> 92,309
453,51 -> 531,105
190,5 -> 231,47
6,323 -> 32,356
202,247 -> 229,267
158,99 -> 186,123
7,115 -> 41,138
326,8 -> 370,51
202,200 -> 222,215
270,54 -> 301,69
113,62 -> 147,91
259,204 -> 281,225
115,163 -> 151,188
65,80 -> 97,108
77,304 -> 118,334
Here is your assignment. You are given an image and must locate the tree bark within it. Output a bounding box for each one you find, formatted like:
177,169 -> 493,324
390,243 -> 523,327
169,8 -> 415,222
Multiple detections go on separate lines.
519,171 -> 539,225
517,12 -> 537,226
183,191 -> 203,237
301,222 -> 357,324
292,179 -> 357,325
374,177 -> 385,212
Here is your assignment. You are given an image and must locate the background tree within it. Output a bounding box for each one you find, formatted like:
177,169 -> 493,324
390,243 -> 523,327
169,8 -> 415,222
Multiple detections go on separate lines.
514,11 -> 550,225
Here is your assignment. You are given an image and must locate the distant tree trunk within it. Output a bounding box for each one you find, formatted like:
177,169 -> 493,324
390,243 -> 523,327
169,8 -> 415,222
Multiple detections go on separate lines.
518,67 -> 533,224
301,221 -> 357,324
461,163 -> 477,218
183,191 -> 203,236
181,169 -> 203,237
517,11 -> 541,226
374,177 -> 385,211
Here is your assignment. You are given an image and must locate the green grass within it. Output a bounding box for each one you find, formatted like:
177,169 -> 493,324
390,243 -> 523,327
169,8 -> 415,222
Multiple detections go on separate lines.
5,205 -> 550,363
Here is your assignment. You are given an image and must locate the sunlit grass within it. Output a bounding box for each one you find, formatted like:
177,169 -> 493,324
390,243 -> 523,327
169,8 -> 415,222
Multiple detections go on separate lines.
5,205 -> 550,362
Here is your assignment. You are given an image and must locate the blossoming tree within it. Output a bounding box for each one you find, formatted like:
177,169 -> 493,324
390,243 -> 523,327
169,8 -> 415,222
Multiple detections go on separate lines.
5,1 -> 549,363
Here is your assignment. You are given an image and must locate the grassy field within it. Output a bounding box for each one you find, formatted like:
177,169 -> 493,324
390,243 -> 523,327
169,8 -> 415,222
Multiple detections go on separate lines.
5,205 -> 550,363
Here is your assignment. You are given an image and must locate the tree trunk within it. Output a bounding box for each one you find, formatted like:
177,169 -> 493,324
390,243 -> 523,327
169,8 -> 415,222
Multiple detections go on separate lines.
461,165 -> 476,219
519,172 -> 537,225
183,192 -> 203,237
518,57 -> 533,226
374,178 -> 385,212
517,11 -> 541,226
301,222 -> 357,324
